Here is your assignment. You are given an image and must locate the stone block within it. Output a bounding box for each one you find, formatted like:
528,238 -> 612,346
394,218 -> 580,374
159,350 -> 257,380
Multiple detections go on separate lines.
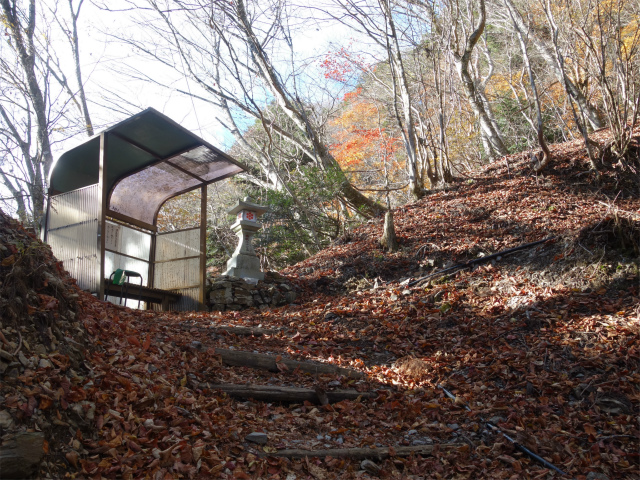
245,432 -> 268,445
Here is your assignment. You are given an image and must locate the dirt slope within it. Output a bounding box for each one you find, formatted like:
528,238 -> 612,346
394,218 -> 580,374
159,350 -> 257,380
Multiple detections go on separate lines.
0,130 -> 638,479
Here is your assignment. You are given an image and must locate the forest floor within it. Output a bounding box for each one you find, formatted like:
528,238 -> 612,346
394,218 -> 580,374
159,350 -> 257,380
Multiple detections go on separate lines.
0,129 -> 638,479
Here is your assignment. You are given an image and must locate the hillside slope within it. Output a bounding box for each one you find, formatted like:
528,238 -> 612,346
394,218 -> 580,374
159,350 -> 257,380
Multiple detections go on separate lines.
0,130 -> 638,479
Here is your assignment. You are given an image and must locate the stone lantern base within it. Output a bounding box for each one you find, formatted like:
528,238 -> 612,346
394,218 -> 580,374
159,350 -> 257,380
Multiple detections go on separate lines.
224,219 -> 264,281
225,256 -> 264,282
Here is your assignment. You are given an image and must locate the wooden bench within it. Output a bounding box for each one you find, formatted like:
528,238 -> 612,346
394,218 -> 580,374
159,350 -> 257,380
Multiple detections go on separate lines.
104,281 -> 180,310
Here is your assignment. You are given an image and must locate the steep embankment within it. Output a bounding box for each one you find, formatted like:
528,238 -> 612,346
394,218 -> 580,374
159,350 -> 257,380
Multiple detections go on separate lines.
0,129 -> 638,479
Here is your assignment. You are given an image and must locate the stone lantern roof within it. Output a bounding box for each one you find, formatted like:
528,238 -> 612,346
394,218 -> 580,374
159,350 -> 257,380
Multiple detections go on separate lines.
228,196 -> 268,218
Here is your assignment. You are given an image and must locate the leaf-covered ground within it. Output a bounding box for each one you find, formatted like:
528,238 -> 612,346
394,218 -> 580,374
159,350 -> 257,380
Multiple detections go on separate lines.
1,131 -> 638,479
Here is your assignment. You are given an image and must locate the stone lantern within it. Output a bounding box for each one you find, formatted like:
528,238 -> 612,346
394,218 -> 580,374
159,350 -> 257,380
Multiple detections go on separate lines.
224,196 -> 268,282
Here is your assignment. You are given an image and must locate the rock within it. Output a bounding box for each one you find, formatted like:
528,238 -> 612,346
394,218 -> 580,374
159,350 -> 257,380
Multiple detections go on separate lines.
272,291 -> 284,305
33,344 -> 47,356
234,291 -> 253,305
190,341 -> 203,351
38,358 -> 52,369
17,352 -> 29,367
447,424 -> 460,430
284,291 -> 297,303
0,349 -> 13,362
489,416 -> 505,426
360,459 -> 381,474
0,410 -> 14,429
0,432 -> 45,478
411,437 -> 433,446
586,473 -> 609,480
245,432 -> 268,445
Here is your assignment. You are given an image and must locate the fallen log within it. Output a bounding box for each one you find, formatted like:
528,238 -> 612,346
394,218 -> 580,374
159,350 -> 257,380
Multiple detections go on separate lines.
215,348 -> 364,379
260,444 -> 462,460
208,384 -> 375,404
213,326 -> 280,337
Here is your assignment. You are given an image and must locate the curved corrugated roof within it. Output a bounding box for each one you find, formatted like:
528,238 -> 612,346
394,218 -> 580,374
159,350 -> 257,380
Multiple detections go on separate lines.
49,108 -> 244,227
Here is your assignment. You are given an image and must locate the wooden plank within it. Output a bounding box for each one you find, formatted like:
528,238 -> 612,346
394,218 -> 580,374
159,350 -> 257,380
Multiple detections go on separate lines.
104,282 -> 180,305
213,326 -> 281,336
208,384 -> 375,404
260,444 -> 462,460
215,348 -> 364,379
0,432 -> 45,479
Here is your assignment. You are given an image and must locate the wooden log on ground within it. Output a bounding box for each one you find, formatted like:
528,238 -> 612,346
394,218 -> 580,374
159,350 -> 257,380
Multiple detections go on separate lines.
213,326 -> 280,336
215,348 -> 364,379
208,384 -> 375,404
260,444 -> 462,460
0,432 -> 45,479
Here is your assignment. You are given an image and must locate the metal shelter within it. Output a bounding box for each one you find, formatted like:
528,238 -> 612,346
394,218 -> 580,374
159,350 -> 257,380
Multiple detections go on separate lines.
43,108 -> 245,311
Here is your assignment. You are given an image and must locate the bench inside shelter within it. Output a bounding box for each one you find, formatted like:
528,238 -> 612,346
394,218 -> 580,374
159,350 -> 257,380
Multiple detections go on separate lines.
104,280 -> 180,311
43,108 -> 245,311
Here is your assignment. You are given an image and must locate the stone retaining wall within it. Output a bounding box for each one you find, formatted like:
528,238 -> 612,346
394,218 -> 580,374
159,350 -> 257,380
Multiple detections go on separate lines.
208,272 -> 297,311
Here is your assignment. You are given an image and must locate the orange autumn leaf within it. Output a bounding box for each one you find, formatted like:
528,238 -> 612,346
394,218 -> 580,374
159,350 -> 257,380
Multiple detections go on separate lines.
39,395 -> 53,410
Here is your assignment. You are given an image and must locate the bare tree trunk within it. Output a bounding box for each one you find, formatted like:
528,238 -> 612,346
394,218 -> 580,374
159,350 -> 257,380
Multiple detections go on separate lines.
543,0 -> 600,173
232,0 -> 383,217
503,0 -> 551,172
379,210 -> 399,252
1,0 -> 53,226
378,0 -> 424,199
0,172 -> 28,224
67,0 -> 93,136
451,0 -> 509,159
499,0 -> 603,131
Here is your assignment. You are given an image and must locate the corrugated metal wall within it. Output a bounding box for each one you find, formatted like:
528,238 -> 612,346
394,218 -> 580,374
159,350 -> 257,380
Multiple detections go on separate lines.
154,228 -> 201,310
47,184 -> 100,293
47,190 -> 204,311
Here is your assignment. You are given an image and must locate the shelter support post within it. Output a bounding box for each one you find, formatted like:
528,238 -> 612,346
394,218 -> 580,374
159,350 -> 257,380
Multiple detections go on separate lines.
199,185 -> 207,311
98,133 -> 108,301
148,230 -> 156,293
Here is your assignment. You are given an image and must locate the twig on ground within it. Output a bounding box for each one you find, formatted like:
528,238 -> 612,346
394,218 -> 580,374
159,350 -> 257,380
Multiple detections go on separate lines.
597,201 -> 640,220
408,237 -> 556,287
439,385 -> 570,477
13,331 -> 22,357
